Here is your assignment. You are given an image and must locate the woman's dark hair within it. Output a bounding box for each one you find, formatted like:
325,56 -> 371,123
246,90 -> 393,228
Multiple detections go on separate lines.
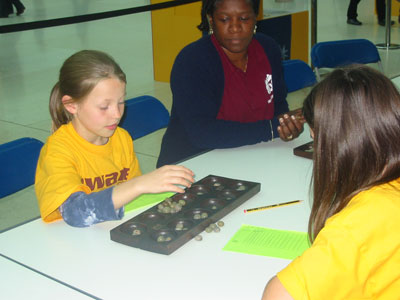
303,65 -> 400,242
197,0 -> 259,32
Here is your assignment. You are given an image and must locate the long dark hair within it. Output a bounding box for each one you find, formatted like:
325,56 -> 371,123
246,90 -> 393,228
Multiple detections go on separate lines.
49,50 -> 126,132
197,0 -> 259,32
303,65 -> 400,242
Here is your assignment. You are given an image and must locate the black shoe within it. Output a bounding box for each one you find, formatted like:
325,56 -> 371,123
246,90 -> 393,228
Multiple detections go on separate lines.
378,19 -> 395,26
347,18 -> 362,25
16,8 -> 25,16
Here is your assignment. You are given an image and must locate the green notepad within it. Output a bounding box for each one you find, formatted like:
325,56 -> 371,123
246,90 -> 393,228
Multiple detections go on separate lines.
124,192 -> 174,212
223,224 -> 311,260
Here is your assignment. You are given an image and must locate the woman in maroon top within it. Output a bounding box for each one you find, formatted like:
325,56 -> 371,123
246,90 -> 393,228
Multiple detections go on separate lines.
157,0 -> 304,166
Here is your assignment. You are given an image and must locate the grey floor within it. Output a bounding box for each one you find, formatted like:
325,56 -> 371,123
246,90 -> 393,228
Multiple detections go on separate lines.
1,0 -> 400,231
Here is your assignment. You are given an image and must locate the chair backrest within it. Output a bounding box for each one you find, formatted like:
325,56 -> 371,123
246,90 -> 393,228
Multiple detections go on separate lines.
311,39 -> 382,80
0,137 -> 44,198
119,95 -> 170,139
282,59 -> 317,93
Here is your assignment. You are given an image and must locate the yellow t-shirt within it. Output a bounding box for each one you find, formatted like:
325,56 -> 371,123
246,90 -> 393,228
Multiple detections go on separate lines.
278,179 -> 400,299
35,122 -> 141,222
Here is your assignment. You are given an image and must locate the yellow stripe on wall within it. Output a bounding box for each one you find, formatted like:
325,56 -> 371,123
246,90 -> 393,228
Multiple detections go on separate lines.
393,0 -> 400,16
151,0 -> 202,82
290,11 -> 309,63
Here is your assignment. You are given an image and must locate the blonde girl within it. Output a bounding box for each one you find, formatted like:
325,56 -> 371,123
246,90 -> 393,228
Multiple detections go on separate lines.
35,50 -> 194,227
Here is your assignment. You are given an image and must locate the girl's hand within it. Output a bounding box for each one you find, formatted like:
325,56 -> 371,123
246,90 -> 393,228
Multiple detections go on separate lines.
112,165 -> 194,209
135,165 -> 195,194
277,109 -> 305,141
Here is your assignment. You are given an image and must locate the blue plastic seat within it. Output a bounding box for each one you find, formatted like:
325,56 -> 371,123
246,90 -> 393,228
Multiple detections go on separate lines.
0,137 -> 44,198
311,39 -> 383,80
282,59 -> 317,93
119,95 -> 170,139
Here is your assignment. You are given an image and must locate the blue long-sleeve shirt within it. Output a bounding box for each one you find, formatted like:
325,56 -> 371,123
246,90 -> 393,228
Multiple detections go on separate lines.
60,188 -> 123,227
157,33 -> 289,167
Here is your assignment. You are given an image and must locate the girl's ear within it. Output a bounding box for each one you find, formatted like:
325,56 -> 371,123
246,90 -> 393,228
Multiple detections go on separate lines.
62,95 -> 77,114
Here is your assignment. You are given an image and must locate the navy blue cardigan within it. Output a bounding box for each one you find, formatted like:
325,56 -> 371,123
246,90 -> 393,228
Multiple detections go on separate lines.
157,33 -> 289,167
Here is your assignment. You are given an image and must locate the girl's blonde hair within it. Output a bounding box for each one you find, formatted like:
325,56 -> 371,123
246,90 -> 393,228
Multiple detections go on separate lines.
49,50 -> 126,132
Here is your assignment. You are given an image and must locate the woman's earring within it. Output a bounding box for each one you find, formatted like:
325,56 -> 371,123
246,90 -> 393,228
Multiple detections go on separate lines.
253,25 -> 257,34
208,18 -> 213,35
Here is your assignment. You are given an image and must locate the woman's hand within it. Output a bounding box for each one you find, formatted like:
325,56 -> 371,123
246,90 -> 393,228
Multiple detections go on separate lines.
277,108 -> 305,141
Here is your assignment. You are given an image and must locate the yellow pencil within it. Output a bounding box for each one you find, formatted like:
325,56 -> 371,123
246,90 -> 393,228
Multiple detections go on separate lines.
244,200 -> 303,213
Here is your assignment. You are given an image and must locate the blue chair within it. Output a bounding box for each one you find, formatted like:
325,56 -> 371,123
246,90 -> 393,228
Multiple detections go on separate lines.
311,39 -> 383,81
282,59 -> 317,93
0,137 -> 44,198
119,95 -> 170,139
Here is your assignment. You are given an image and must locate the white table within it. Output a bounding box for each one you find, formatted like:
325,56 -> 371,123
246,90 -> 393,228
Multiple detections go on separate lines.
0,131 -> 313,300
0,255 -> 94,299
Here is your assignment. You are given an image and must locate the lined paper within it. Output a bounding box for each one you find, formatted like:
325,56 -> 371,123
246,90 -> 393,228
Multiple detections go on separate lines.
223,224 -> 310,259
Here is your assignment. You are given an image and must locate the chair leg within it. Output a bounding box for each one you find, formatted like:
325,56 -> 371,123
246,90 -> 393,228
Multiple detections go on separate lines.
315,68 -> 321,81
377,61 -> 384,74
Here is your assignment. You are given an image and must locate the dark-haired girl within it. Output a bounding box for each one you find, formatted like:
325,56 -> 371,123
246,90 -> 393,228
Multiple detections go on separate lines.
262,65 -> 400,299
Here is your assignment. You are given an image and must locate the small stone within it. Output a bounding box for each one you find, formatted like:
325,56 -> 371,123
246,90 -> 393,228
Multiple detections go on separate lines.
195,235 -> 203,241
153,224 -> 162,230
237,185 -> 246,191
157,236 -> 165,242
205,227 -> 213,233
209,223 -> 217,229
194,213 -> 201,220
132,229 -> 141,236
213,227 -> 221,233
201,212 -> 208,219
178,199 -> 186,206
217,221 -> 225,227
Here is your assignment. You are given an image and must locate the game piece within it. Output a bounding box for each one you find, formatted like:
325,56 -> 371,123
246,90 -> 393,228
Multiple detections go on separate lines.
132,229 -> 141,236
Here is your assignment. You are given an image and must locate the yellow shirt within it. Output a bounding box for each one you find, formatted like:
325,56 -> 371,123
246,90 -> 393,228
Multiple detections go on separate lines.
278,179 -> 400,299
35,123 -> 141,222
